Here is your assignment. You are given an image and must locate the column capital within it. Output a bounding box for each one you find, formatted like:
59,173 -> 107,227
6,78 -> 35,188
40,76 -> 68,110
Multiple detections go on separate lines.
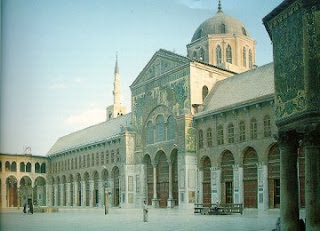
152,160 -> 158,168
278,130 -> 299,149
302,124 -> 320,147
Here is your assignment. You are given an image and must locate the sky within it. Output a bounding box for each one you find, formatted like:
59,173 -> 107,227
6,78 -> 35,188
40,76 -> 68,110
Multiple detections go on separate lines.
0,0 -> 283,156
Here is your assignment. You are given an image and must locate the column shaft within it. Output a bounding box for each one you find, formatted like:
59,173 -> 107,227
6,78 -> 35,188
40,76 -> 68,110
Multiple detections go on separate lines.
153,167 -> 157,199
168,164 -> 173,199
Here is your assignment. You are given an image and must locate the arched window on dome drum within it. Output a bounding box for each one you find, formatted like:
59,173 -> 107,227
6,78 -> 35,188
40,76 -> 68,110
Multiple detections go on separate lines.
249,49 -> 253,69
156,115 -> 165,142
167,116 -> 175,140
226,45 -> 232,64
20,162 -> 25,172
216,45 -> 222,65
202,86 -> 209,101
242,27 -> 247,36
197,28 -> 203,39
220,24 -> 226,33
199,47 -> 204,61
243,47 -> 247,67
146,121 -> 154,144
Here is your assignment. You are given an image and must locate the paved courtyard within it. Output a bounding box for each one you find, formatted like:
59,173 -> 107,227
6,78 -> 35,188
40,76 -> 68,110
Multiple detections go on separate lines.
0,207 -> 291,231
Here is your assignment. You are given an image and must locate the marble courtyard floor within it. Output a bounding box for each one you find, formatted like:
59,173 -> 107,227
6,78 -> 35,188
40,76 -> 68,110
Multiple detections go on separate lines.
0,207 -> 285,231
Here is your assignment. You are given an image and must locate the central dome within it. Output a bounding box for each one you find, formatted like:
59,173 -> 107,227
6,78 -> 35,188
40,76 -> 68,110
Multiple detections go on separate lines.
191,11 -> 250,42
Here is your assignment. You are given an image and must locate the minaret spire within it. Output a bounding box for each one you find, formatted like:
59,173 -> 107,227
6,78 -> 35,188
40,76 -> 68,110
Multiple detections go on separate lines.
218,0 -> 222,12
115,53 -> 119,74
113,53 -> 120,105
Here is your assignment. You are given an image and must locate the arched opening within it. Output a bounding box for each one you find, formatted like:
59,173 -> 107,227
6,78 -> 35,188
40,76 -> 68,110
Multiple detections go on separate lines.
156,151 -> 169,208
243,47 -> 247,67
243,147 -> 258,208
111,167 -> 120,207
41,163 -> 46,173
156,115 -> 165,142
11,162 -> 17,172
144,155 -> 153,205
84,172 -> 90,206
102,169 -> 109,206
93,171 -> 99,207
6,176 -> 18,207
216,45 -> 222,65
35,163 -> 40,173
201,156 -> 211,207
26,162 -> 31,172
20,162 -> 25,172
5,161 -> 10,172
69,174 -> 74,206
226,45 -> 232,64
202,86 -> 209,101
76,174 -> 81,206
268,144 -> 280,208
20,176 -> 32,207
34,177 -> 46,206
221,151 -> 235,204
62,175 -> 66,206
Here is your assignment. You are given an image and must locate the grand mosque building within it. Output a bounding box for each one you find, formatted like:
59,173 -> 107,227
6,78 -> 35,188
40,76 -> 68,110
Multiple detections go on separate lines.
0,2 -> 306,212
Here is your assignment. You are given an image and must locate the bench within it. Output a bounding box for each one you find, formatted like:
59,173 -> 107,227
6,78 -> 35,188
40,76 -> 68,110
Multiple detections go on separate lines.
195,203 -> 243,215
194,204 -> 209,214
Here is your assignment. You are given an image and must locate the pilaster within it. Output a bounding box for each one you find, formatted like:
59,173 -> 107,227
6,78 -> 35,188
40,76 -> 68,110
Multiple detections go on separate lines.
210,167 -> 221,204
66,183 -> 71,206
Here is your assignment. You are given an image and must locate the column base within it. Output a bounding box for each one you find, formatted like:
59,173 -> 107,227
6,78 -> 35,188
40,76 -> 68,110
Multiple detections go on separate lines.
152,199 -> 160,208
167,198 -> 175,208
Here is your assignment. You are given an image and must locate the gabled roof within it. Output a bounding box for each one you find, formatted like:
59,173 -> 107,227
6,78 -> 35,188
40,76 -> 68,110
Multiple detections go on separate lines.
130,49 -> 191,88
47,113 -> 132,156
196,63 -> 274,118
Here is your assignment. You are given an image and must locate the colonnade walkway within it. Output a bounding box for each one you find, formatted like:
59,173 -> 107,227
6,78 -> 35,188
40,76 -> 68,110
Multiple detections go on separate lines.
0,207 -> 305,230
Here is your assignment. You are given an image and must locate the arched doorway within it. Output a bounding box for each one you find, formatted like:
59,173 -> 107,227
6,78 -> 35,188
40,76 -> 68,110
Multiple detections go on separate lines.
111,166 -> 120,207
221,151 -> 234,204
156,151 -> 169,208
93,171 -> 99,206
201,156 -> 211,207
34,177 -> 46,206
170,149 -> 179,206
69,174 -> 74,206
20,176 -> 32,207
143,155 -> 153,205
102,169 -> 109,206
268,144 -> 280,208
243,147 -> 258,208
6,176 -> 18,207
84,172 -> 90,206
62,175 -> 66,206
76,174 -> 81,206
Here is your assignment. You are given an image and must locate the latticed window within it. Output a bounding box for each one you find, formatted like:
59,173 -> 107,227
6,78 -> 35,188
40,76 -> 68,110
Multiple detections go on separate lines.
146,121 -> 154,144
243,47 -> 247,67
91,154 -> 94,167
226,45 -> 232,63
228,123 -> 235,144
106,151 -> 109,164
101,152 -> 104,165
167,116 -> 175,140
198,130 -> 204,149
207,128 -> 212,147
111,150 -> 115,163
250,118 -> 257,139
264,115 -> 272,137
116,149 -> 120,162
87,155 -> 90,168
217,125 -> 224,145
239,121 -> 246,142
156,115 -> 165,142
96,153 -> 99,165
216,45 -> 222,64
249,49 -> 253,69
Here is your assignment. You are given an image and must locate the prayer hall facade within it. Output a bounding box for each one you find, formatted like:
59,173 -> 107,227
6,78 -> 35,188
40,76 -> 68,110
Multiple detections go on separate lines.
1,1 -> 310,214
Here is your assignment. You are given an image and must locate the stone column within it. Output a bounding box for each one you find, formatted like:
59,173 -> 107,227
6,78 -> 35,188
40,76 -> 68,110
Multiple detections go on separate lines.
89,180 -> 94,207
167,161 -> 175,208
46,184 -> 51,206
73,182 -> 78,206
66,183 -> 71,206
257,163 -> 268,210
81,181 -> 86,207
303,130 -> 320,231
211,167 -> 221,204
152,162 -> 159,207
232,165 -> 240,204
54,184 -> 58,206
60,184 -> 64,206
198,169 -> 204,204
238,166 -> 244,205
279,132 -> 299,231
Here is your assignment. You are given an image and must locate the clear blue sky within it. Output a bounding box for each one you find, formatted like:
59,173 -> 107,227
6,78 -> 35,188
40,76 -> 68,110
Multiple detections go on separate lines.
0,0 -> 283,156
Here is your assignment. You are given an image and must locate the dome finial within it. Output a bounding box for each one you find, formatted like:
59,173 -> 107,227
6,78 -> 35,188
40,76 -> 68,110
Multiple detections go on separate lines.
218,0 -> 222,12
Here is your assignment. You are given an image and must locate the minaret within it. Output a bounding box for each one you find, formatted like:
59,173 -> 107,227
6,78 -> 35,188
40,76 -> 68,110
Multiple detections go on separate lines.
218,0 -> 222,12
106,55 -> 127,121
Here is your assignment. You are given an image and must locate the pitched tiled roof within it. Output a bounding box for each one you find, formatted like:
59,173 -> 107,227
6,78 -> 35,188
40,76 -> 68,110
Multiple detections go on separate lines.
196,63 -> 274,118
47,113 -> 132,156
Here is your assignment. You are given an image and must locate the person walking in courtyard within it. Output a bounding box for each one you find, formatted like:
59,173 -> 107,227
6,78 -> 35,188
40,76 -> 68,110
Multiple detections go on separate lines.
143,200 -> 148,222
29,202 -> 33,214
23,202 -> 26,214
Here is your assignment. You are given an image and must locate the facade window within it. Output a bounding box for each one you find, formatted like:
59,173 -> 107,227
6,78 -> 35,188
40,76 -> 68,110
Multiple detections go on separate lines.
96,153 -> 99,166
83,156 -> 86,168
71,159 -> 74,170
91,153 -> 94,167
216,45 -> 222,65
228,123 -> 235,144
20,162 -> 25,172
250,118 -> 258,139
26,162 -> 31,172
86,155 -> 90,168
156,115 -> 165,142
68,159 -> 70,170
207,128 -> 212,147
202,86 -> 209,101
239,121 -> 246,142
217,125 -> 224,145
243,47 -> 247,67
249,49 -> 253,69
77,157 -> 80,169
198,130 -> 204,149
193,51 -> 197,59
146,121 -> 154,144
167,116 -> 175,140
11,161 -> 17,172
226,45 -> 232,64
116,149 -> 120,162
101,152 -> 105,165
5,161 -> 10,171
35,163 -> 40,173
199,47 -> 204,61
111,150 -> 115,163
264,115 -> 272,137
41,163 -> 46,173
106,151 -> 109,164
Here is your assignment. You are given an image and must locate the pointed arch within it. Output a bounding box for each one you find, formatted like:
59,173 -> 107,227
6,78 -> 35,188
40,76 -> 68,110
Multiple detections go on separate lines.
226,45 -> 232,63
216,45 -> 222,65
